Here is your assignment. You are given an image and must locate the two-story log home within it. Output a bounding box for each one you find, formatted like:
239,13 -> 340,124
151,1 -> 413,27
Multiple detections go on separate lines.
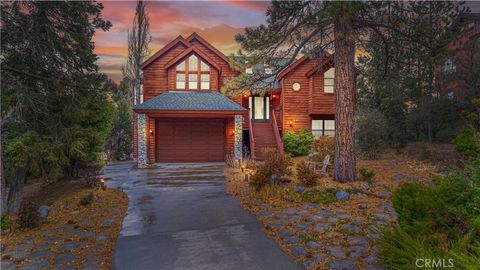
133,33 -> 335,167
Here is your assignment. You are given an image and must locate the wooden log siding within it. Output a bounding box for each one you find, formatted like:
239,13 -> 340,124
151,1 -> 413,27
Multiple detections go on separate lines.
309,65 -> 335,115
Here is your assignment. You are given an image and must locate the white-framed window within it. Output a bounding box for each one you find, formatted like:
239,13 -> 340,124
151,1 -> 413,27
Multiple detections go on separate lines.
175,54 -> 210,90
442,59 -> 456,75
312,119 -> 335,138
245,67 -> 253,74
324,68 -> 335,93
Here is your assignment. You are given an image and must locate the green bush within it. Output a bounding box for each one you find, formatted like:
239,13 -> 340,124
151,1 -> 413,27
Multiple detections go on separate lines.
301,187 -> 339,204
378,168 -> 480,269
250,149 -> 293,190
17,202 -> 40,229
358,167 -> 375,184
283,128 -> 314,156
1,214 -> 11,230
356,108 -> 388,159
311,136 -> 335,162
296,160 -> 318,187
454,127 -> 480,159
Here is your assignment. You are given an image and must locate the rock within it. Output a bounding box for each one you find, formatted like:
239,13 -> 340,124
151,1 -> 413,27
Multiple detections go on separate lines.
7,250 -> 27,259
283,208 -> 297,215
360,182 -> 372,190
326,246 -> 346,258
337,214 -> 349,220
327,217 -> 339,223
348,236 -> 369,246
13,243 -> 34,251
297,210 -> 309,216
82,254 -> 99,270
296,222 -> 309,231
348,246 -> 367,259
295,186 -> 305,194
102,219 -> 115,225
342,224 -> 363,234
96,236 -> 108,243
20,237 -> 35,244
358,202 -> 369,209
77,230 -> 95,239
270,221 -> 286,229
1,260 -> 14,270
314,223 -> 332,230
25,250 -> 52,260
376,192 -> 391,199
318,209 -> 334,216
303,203 -> 321,209
270,174 -> 280,184
306,241 -> 322,250
59,242 -> 85,251
392,173 -> 404,181
336,191 -> 350,201
326,259 -> 358,270
19,260 -> 49,270
289,246 -> 306,258
43,236 -> 63,243
0,244 -> 5,253
55,253 -> 77,265
258,210 -> 272,216
283,236 -> 301,244
307,215 -> 324,222
363,255 -> 378,264
35,243 -> 51,250
275,214 -> 288,220
38,205 -> 51,220
375,213 -> 390,221
302,254 -> 324,269
289,214 -> 301,221
366,233 -> 381,240
265,217 -> 276,223
278,229 -> 294,238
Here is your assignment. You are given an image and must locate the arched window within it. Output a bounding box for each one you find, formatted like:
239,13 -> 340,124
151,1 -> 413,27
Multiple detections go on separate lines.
175,55 -> 210,90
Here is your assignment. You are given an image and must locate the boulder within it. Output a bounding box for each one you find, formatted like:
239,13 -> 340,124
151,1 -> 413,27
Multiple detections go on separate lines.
38,205 -> 50,220
336,191 -> 350,201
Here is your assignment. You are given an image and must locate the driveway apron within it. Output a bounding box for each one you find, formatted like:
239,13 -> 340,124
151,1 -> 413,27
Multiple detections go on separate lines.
103,162 -> 298,270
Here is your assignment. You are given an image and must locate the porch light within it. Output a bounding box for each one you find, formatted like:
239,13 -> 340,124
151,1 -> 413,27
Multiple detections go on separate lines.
230,129 -> 235,136
289,120 -> 294,127
149,129 -> 153,135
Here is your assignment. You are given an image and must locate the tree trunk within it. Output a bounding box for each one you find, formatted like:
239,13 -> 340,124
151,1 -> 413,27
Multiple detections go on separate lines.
333,15 -> 356,183
1,146 -> 6,215
7,166 -> 26,214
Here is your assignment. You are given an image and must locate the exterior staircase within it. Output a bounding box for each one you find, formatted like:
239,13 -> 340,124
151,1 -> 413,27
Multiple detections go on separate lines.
248,110 -> 284,161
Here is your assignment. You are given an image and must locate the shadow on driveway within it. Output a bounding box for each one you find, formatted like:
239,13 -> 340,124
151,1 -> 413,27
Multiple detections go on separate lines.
103,162 -> 298,270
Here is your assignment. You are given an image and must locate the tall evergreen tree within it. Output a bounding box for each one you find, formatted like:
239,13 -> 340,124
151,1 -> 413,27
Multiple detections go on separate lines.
1,1 -> 113,213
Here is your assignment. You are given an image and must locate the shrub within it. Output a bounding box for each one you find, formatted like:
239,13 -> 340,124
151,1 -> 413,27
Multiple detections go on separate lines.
1,214 -> 12,230
454,127 -> 480,159
356,108 -> 388,159
17,202 -> 40,229
296,160 -> 318,187
283,128 -> 314,156
79,192 -> 95,206
358,167 -> 375,184
311,136 -> 335,163
301,187 -> 339,204
250,149 -> 293,190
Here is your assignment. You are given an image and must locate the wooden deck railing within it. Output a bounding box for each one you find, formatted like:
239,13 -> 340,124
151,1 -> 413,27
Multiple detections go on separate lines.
271,110 -> 284,155
248,111 -> 256,160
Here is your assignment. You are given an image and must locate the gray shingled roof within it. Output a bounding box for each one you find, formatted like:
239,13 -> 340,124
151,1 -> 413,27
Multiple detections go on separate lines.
134,91 -> 245,111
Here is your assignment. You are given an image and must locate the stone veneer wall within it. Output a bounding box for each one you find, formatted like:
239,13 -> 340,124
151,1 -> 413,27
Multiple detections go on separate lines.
234,114 -> 243,160
137,113 -> 148,168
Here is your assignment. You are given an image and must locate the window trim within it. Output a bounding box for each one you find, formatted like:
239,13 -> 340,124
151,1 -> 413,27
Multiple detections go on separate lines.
324,67 -> 335,94
175,54 -> 210,90
248,96 -> 270,122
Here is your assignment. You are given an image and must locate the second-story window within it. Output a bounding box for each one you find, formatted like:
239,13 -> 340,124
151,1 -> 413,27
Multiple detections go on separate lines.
324,67 -> 335,93
176,55 -> 210,90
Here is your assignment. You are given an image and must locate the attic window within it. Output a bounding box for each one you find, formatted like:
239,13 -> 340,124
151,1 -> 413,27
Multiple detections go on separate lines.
246,67 -> 253,74
175,54 -> 210,90
324,68 -> 335,93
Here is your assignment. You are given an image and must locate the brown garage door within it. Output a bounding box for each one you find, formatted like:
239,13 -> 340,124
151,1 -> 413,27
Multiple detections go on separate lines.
156,119 -> 225,162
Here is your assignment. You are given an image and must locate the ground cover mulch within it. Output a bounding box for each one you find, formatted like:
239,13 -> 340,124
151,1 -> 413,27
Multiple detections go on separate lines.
1,180 -> 128,270
225,151 -> 440,270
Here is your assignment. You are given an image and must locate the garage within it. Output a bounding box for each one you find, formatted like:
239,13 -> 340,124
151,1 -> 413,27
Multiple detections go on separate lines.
156,118 -> 225,162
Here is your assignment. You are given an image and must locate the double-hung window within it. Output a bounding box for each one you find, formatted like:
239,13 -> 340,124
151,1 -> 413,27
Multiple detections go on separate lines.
175,55 -> 210,90
324,68 -> 335,93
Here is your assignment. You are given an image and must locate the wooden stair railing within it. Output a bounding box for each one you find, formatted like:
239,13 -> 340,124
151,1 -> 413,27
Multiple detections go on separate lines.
271,110 -> 284,155
248,111 -> 256,160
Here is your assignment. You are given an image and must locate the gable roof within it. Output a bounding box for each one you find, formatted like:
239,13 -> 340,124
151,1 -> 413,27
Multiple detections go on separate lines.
305,54 -> 334,78
140,36 -> 191,69
277,56 -> 309,81
164,46 -> 221,71
186,32 -> 230,64
140,32 -> 230,70
134,91 -> 245,112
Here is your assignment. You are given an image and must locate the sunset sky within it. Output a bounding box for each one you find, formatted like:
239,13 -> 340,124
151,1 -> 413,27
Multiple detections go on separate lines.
93,1 -> 270,82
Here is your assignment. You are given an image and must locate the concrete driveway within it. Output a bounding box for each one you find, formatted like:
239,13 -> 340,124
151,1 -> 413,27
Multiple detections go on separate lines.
102,162 -> 298,270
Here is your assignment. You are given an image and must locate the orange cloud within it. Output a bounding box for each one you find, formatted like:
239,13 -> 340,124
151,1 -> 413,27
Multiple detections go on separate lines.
219,0 -> 270,12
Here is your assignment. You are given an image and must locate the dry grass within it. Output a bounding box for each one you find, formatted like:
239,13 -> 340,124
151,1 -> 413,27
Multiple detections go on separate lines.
1,180 -> 128,269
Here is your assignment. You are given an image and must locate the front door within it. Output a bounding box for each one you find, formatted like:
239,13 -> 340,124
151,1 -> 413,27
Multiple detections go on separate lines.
249,96 -> 270,122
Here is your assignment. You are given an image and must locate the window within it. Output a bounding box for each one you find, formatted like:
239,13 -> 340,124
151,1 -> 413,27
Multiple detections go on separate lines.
312,119 -> 335,138
245,67 -> 253,74
248,96 -> 270,121
175,55 -> 210,90
442,59 -> 456,75
324,68 -> 335,93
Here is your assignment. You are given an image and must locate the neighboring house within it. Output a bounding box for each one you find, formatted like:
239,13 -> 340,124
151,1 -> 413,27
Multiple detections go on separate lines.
133,33 -> 336,166
437,13 -> 480,98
